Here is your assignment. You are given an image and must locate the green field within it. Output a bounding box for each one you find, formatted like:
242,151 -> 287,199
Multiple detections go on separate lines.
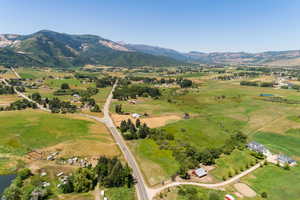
129,139 -> 180,186
160,185 -> 226,200
106,187 -> 135,200
45,78 -> 83,88
120,79 -> 300,186
211,149 -> 257,180
254,131 -> 300,157
243,165 -> 300,200
163,116 -> 246,151
0,110 -> 92,155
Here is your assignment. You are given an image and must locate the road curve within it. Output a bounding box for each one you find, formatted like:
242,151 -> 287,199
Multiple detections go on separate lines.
147,162 -> 262,199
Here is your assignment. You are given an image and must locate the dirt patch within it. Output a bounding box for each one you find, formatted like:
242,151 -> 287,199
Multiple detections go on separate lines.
0,95 -> 21,105
234,183 -> 256,197
112,114 -> 181,128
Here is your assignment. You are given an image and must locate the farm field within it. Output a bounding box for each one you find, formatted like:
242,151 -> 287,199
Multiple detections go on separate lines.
0,110 -> 120,174
118,77 -> 300,186
242,165 -> 300,200
128,139 -> 180,186
210,149 -> 257,181
16,67 -> 74,79
106,187 -> 136,200
0,94 -> 21,106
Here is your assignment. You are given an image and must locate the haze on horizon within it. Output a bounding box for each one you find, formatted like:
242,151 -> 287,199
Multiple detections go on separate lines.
1,0 -> 300,53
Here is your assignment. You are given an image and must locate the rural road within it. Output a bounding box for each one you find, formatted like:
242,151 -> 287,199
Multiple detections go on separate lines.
90,81 -> 150,200
5,67 -> 262,200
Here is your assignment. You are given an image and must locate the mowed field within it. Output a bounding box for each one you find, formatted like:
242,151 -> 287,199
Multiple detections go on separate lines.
0,110 -> 120,173
117,77 -> 300,188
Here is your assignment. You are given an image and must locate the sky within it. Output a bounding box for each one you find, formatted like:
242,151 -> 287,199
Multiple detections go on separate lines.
0,0 -> 300,53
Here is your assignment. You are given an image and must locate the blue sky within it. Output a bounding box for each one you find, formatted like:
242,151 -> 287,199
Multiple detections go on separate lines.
0,0 -> 300,53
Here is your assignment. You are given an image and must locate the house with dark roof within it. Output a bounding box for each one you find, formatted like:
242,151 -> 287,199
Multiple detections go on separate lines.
247,141 -> 272,157
277,154 -> 297,166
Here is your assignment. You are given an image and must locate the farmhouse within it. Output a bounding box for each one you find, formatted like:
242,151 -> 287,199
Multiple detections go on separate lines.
247,141 -> 272,157
277,154 -> 297,166
193,168 -> 207,178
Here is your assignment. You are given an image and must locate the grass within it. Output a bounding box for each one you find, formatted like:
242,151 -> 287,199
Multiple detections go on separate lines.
55,192 -> 94,200
254,131 -> 300,157
114,78 -> 300,186
211,149 -> 257,180
159,185 -> 226,200
106,187 -> 136,200
163,116 -> 246,151
243,165 -> 300,200
93,87 -> 112,107
45,78 -> 83,89
129,139 -> 180,186
0,110 -> 96,155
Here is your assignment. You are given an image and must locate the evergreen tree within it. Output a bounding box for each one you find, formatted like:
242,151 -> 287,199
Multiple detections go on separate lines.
120,120 -> 128,133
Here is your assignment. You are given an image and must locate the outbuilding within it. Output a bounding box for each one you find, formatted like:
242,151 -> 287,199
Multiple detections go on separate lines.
193,168 -> 207,178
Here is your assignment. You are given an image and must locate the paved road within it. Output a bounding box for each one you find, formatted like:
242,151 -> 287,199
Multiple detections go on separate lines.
6,68 -> 262,200
94,81 -> 150,200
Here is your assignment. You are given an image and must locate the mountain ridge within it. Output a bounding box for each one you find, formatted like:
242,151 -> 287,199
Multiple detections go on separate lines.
126,43 -> 300,66
0,30 -> 184,68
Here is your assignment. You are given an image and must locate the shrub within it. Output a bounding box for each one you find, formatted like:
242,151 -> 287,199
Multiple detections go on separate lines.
261,192 -> 268,198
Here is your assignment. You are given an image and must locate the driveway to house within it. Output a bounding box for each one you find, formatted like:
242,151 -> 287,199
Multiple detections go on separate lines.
147,162 -> 261,199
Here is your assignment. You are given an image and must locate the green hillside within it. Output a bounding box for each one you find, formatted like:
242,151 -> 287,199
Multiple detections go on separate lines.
0,30 -> 183,68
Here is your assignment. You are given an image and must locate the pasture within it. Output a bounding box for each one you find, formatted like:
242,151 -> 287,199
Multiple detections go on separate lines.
120,78 -> 300,185
129,139 -> 180,186
106,187 -> 135,200
0,110 -> 120,173
243,165 -> 300,200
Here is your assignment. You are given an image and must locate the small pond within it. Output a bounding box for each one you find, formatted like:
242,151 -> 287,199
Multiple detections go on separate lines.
0,174 -> 16,197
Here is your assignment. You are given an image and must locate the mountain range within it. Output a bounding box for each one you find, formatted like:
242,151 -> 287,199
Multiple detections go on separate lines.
125,44 -> 300,67
0,30 -> 183,68
1,30 -> 300,68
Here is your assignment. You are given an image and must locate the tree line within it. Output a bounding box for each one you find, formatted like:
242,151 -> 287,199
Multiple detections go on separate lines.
125,76 -> 193,88
240,81 -> 274,87
30,93 -> 77,113
0,84 -> 15,95
119,119 -> 151,140
60,156 -> 134,194
0,99 -> 37,112
113,84 -> 161,100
